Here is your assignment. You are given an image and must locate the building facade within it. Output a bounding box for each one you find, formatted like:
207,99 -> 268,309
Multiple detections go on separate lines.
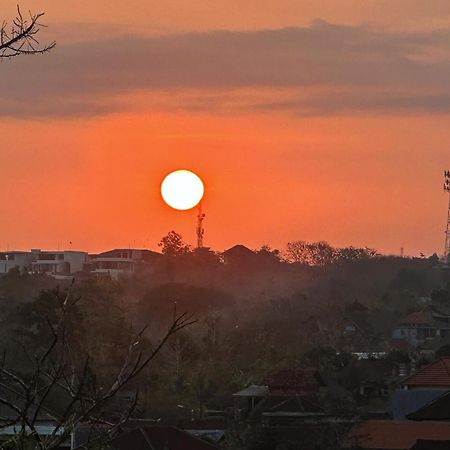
88,249 -> 161,279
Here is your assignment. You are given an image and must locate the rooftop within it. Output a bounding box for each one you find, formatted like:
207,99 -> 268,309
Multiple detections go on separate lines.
398,310 -> 434,326
348,420 -> 450,449
407,391 -> 450,421
233,385 -> 268,397
402,358 -> 450,387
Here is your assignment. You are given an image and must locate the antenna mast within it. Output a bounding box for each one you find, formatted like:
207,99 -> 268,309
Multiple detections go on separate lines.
444,170 -> 450,262
196,202 -> 206,248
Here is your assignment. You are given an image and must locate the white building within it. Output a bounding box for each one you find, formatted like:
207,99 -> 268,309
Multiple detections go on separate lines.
31,250 -> 88,279
0,248 -> 161,280
0,252 -> 33,274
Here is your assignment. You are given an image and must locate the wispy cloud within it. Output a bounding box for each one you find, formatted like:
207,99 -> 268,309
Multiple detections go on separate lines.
1,21 -> 450,118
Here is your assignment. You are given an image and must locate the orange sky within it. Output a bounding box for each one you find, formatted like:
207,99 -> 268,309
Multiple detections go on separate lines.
1,1 -> 449,256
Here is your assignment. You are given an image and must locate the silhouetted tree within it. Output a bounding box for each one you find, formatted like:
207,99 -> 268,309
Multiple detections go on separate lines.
335,246 -> 379,262
1,6 -> 55,58
255,245 -> 281,265
0,282 -> 195,449
158,231 -> 191,257
285,240 -> 335,265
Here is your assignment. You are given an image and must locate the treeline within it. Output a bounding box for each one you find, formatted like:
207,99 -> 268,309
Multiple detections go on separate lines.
159,230 -> 380,265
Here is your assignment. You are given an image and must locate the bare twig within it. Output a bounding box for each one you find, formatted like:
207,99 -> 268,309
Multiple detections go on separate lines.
0,5 -> 55,58
0,283 -> 196,449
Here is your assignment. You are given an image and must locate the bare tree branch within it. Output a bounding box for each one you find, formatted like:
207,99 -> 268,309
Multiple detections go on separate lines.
0,283 -> 196,449
0,5 -> 55,58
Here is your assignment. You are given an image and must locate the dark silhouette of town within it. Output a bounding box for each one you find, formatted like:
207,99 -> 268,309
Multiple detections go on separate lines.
0,232 -> 449,449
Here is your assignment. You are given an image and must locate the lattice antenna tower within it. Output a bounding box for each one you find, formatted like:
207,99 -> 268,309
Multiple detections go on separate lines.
444,170 -> 450,262
196,202 -> 206,248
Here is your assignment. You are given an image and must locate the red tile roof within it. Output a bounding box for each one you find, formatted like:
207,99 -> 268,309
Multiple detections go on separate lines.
264,368 -> 324,396
348,420 -> 450,449
398,310 -> 434,325
402,358 -> 450,387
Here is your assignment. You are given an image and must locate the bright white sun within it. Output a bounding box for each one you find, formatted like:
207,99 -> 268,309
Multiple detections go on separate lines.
161,170 -> 204,210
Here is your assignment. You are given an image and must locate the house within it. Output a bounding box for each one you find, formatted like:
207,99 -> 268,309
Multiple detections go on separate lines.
222,245 -> 256,265
88,249 -> 161,279
0,251 -> 33,274
31,249 -> 88,279
390,358 -> 450,419
233,384 -> 268,419
240,368 -> 329,427
107,426 -> 218,450
234,368 -> 357,448
347,420 -> 450,449
0,249 -> 86,276
393,307 -> 450,346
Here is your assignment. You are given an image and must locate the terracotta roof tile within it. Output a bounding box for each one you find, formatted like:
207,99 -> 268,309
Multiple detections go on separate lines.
398,310 -> 434,325
402,358 -> 450,387
348,420 -> 450,449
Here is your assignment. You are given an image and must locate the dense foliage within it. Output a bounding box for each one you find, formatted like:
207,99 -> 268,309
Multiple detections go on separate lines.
0,234 -> 448,448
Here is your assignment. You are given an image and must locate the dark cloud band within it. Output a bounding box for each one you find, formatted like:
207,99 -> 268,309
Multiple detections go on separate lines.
1,21 -> 450,118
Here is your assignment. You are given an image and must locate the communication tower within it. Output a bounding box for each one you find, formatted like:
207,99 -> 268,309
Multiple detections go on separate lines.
444,170 -> 450,261
196,203 -> 206,248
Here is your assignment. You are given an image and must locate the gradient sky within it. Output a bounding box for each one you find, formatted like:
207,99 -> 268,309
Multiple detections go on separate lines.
1,1 -> 449,256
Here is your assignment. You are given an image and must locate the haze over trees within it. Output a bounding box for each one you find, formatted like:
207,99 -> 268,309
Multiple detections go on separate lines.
0,232 -> 448,448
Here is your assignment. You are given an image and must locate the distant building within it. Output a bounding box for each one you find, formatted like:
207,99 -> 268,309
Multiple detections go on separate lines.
88,249 -> 161,279
0,248 -> 163,280
31,249 -> 87,279
233,368 -> 327,427
0,251 -> 33,274
391,357 -> 450,420
222,245 -> 256,265
0,249 -> 88,279
392,307 -> 450,346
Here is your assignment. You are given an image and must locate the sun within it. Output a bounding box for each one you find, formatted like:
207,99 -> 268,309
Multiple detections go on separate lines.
161,170 -> 204,210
